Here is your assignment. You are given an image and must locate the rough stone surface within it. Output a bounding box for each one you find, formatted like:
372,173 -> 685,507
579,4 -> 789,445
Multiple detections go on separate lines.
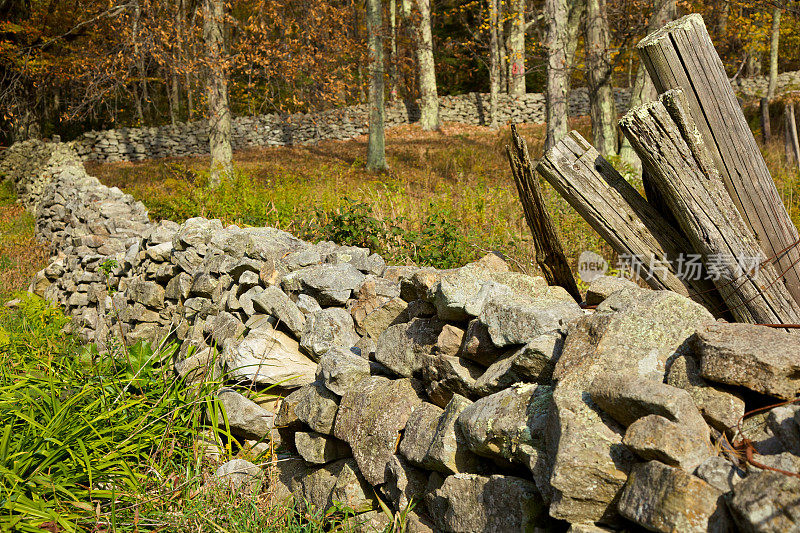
696,322 -> 800,400
473,332 -> 564,394
399,402 -> 445,467
423,394 -> 481,474
383,455 -> 429,511
695,456 -> 745,493
283,263 -> 365,306
316,346 -> 371,396
425,473 -> 546,533
213,459 -> 263,492
295,431 -> 351,465
548,287 -> 714,524
729,471 -> 800,532
292,382 -> 340,435
374,318 -> 443,377
251,285 -> 306,338
334,377 -> 423,486
300,307 -> 359,360
217,388 -> 275,441
226,329 -> 317,388
618,461 -> 728,533
584,276 -> 637,306
767,404 -> 800,455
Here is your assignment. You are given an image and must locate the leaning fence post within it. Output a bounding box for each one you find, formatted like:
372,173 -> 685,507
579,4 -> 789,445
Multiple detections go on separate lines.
638,14 -> 800,307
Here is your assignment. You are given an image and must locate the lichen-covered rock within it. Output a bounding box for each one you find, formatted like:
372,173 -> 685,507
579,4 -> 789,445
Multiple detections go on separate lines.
548,287 -> 714,524
422,355 -> 482,407
295,431 -> 351,464
617,461 -> 729,533
296,458 -> 376,515
334,377 -> 423,486
423,395 -> 481,475
282,263 -> 365,306
292,382 -> 340,435
695,456 -> 745,493
425,473 -> 546,533
251,285 -> 306,338
767,404 -> 800,455
374,318 -> 443,377
696,322 -> 800,400
473,332 -> 564,394
623,414 -> 713,472
399,402 -> 444,467
584,275 -> 637,306
300,307 -> 359,360
316,346 -> 371,396
383,455 -> 429,511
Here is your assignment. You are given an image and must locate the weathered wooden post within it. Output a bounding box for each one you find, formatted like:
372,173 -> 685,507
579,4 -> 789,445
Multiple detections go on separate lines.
537,131 -> 727,315
638,14 -> 800,306
787,102 -> 800,169
506,125 -> 581,302
620,90 -> 800,325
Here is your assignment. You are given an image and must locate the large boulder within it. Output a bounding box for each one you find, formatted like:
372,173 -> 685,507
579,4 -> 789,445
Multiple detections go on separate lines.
695,322 -> 800,400
333,377 -> 423,486
547,287 -> 714,524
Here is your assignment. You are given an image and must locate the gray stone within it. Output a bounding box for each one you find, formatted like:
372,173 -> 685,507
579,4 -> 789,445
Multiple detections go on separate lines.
238,286 -> 263,315
422,355 -> 482,407
128,278 -> 165,308
251,285 -> 306,338
399,402 -> 445,467
300,307 -> 359,360
425,473 -> 546,533
729,471 -> 800,533
334,376 -> 423,486
296,293 -> 322,314
264,456 -> 308,504
584,275 -> 637,306
358,297 -> 408,338
295,431 -> 351,464
478,285 -> 582,347
316,346 -> 371,396
696,322 -> 800,400
457,319 -> 503,367
666,354 -> 745,434
297,458 -> 376,515
292,382 -> 339,435
767,404 -> 800,455
190,272 -> 221,299
145,241 -> 173,262
457,384 -> 552,496
217,388 -> 275,441
383,455 -> 428,511
210,311 -> 246,346
474,332 -> 564,394
282,263 -> 365,306
623,414 -> 713,472
695,456 -> 745,493
341,510 -> 392,532
213,459 -> 262,492
548,287 -> 714,524
226,329 -> 317,388
617,461 -> 729,533
424,394 -> 481,474
174,217 -> 223,249
374,318 -> 443,377
428,258 -> 510,321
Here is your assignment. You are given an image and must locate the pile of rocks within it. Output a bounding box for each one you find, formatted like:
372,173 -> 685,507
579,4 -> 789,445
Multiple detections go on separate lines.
3,139 -> 800,532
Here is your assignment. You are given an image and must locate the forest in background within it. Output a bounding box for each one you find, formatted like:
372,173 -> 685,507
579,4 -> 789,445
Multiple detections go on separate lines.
1,1 -> 799,147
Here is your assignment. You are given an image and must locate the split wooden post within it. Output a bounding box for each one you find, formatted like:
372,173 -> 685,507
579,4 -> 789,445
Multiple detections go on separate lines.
536,130 -> 727,316
620,90 -> 800,325
638,14 -> 800,306
506,125 -> 581,302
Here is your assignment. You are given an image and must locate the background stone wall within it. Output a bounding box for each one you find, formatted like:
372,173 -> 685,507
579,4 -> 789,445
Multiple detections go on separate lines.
2,139 -> 799,532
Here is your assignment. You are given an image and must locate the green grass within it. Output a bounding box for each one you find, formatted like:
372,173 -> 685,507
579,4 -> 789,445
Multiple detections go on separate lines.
0,182 -> 49,302
88,121 -> 611,272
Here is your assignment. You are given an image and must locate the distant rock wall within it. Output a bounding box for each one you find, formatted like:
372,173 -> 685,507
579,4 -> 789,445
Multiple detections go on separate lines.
2,139 -> 800,532
70,88 -> 632,163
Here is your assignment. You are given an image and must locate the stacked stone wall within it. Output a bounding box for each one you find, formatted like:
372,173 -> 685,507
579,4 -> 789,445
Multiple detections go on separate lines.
2,140 -> 799,532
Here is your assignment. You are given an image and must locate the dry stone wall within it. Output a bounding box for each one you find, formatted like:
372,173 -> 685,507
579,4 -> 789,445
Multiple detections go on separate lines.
3,139 -> 800,532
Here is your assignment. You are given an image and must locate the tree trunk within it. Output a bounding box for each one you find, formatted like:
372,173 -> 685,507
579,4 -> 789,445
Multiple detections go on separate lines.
415,0 -> 440,130
366,0 -> 387,171
618,0 -> 675,170
203,0 -> 233,186
498,5 -> 507,93
544,0 -> 584,150
585,0 -> 617,156
767,5 -> 781,100
507,0 -> 526,97
389,0 -> 398,101
761,97 -> 772,144
489,0 -> 501,128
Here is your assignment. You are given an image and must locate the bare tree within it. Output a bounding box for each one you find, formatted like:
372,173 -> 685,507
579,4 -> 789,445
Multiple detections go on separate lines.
366,0 -> 387,170
203,0 -> 233,187
618,0 -> 675,171
767,3 -> 782,100
585,0 -> 617,156
489,0 -> 501,128
544,0 -> 585,150
414,0 -> 440,130
506,0 -> 526,97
